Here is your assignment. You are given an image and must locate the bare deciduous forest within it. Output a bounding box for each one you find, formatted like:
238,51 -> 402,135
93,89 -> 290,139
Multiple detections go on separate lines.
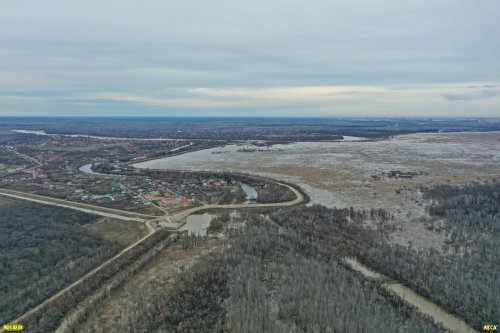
2,176 -> 498,332
81,207 -> 443,332
74,181 -> 499,332
0,199 -> 122,324
360,182 -> 500,330
1,0 -> 499,328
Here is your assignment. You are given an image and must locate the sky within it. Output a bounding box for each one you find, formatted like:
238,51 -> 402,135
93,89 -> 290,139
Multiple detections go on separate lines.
0,0 -> 499,117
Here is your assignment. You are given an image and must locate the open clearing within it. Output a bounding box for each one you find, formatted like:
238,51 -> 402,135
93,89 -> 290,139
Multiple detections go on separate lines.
135,132 -> 500,249
84,218 -> 148,245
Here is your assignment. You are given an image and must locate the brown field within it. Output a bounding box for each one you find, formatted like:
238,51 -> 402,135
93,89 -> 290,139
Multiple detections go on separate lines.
84,218 -> 148,245
0,196 -> 16,207
135,132 -> 500,249
78,237 -> 221,332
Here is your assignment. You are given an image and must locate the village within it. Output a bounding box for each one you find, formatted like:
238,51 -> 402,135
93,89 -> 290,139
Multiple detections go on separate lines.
0,131 -> 245,214
0,161 -> 246,215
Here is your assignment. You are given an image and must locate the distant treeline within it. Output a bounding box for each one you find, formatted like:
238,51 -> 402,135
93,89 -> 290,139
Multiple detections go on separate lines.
4,117 -> 499,140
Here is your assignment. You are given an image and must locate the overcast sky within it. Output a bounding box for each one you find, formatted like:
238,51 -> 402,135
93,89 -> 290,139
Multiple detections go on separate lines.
1,0 -> 499,117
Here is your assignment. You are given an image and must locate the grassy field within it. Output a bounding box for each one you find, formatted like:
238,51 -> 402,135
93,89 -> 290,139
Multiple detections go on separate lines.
85,218 -> 148,245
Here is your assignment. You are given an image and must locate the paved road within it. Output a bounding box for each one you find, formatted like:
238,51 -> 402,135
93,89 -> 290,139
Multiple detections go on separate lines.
0,191 -> 140,221
0,176 -> 305,331
0,189 -> 158,220
0,179 -> 304,227
0,146 -> 479,332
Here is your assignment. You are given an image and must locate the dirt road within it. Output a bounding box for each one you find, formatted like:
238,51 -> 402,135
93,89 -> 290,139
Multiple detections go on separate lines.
0,178 -> 305,331
168,181 -> 304,223
2,230 -> 158,332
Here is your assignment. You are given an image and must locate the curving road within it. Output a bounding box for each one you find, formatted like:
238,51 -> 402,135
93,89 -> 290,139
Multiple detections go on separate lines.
167,181 -> 304,223
1,158 -> 478,333
0,175 -> 305,229
0,167 -> 305,331
1,134 -> 485,333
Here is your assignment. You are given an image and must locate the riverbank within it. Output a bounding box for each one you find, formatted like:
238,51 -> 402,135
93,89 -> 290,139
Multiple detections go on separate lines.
344,258 -> 478,333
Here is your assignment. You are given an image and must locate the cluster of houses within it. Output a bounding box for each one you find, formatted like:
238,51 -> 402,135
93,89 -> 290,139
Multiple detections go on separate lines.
1,159 -> 235,211
134,176 -> 231,208
142,190 -> 191,208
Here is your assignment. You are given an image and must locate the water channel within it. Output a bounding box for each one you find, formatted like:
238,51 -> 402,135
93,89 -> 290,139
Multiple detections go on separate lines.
344,258 -> 478,333
13,130 -> 366,143
78,164 -> 98,174
79,164 -> 120,178
78,142 -> 478,333
12,129 -> 221,141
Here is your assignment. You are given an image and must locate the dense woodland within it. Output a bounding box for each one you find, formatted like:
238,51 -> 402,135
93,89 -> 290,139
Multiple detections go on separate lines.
423,181 -> 500,231
219,218 -> 439,333
22,231 -> 174,332
59,232 -> 178,332
0,199 -> 122,324
359,182 -> 500,330
2,180 -> 497,332
85,188 -> 499,332
91,207 -> 442,333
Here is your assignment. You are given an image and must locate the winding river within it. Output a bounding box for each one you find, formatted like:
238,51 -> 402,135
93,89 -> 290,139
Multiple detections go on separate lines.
12,129 -> 228,142
79,164 -> 98,174
77,144 -> 479,333
12,129 -> 182,141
